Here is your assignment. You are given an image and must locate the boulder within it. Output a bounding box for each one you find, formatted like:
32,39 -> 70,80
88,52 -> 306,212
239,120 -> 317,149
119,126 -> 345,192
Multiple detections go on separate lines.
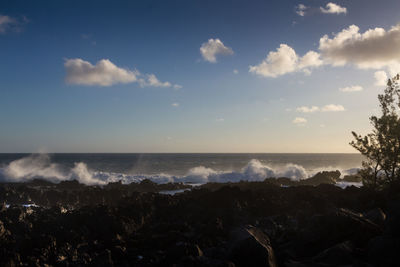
229,225 -> 277,267
364,208 -> 386,227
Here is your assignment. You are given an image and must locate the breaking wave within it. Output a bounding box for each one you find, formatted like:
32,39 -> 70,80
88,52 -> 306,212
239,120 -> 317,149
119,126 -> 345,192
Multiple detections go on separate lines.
0,154 -> 359,186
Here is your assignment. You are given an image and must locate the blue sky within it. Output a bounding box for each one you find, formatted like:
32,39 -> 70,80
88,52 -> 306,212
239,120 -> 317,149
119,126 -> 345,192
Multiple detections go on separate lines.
1,0 -> 400,153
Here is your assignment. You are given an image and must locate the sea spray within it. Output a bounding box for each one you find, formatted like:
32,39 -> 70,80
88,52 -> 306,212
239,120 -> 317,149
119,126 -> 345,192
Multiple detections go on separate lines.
0,154 -> 360,186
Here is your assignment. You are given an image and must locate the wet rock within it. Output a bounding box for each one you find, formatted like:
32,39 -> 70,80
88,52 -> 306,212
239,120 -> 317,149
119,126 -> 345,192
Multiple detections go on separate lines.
299,170 -> 341,186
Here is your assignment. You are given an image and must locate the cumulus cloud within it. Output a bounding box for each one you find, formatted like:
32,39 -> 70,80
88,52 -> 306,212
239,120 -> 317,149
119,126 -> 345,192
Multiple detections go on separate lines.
321,104 -> 345,112
200,38 -> 233,63
251,23 -> 400,78
296,106 -> 319,113
320,2 -> 347,14
374,71 -> 388,86
319,24 -> 400,70
233,69 -> 239,74
249,44 -> 322,78
65,58 -> 139,86
339,85 -> 363,92
171,102 -> 179,107
293,117 -> 307,124
298,51 -> 324,70
65,58 -> 181,88
296,4 -> 307,16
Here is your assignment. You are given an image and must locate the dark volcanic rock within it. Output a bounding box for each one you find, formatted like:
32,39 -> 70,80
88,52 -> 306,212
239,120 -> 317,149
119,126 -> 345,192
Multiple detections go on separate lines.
312,241 -> 354,265
229,225 -> 277,267
299,170 -> 341,185
0,179 -> 398,266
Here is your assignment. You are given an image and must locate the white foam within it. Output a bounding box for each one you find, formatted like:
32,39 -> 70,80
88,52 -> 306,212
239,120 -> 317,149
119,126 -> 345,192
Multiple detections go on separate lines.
0,154 -> 361,186
335,181 -> 363,189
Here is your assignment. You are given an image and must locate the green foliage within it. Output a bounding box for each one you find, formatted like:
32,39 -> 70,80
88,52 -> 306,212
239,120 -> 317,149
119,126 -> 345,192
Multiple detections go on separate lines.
350,74 -> 400,189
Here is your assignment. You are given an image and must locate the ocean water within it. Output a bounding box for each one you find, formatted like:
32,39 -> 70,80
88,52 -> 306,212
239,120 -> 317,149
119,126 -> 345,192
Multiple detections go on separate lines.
0,153 -> 363,185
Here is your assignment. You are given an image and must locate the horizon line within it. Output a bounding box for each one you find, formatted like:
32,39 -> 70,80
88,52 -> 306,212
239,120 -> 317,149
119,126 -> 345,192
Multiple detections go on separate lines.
0,152 -> 360,154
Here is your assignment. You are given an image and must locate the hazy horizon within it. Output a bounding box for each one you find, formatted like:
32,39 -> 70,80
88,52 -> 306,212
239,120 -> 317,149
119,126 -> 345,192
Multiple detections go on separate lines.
1,0 -> 400,153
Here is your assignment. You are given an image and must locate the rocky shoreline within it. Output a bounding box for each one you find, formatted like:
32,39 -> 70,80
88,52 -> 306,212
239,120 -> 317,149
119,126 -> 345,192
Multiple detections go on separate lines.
0,171 -> 399,266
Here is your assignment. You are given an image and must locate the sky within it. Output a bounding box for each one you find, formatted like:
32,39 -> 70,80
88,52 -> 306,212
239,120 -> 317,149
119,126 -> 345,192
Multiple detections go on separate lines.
1,0 -> 400,153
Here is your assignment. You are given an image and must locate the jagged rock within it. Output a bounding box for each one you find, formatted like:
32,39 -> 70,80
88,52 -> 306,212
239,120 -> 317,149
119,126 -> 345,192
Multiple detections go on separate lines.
368,235 -> 400,267
312,240 -> 354,265
92,249 -> 114,267
364,208 -> 386,226
229,226 -> 277,267
284,208 -> 382,258
0,179 -> 398,266
299,171 -> 341,186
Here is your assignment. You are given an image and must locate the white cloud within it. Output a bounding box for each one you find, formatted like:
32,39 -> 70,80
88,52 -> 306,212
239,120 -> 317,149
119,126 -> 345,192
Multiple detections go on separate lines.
321,104 -> 345,112
339,85 -> 363,92
250,23 -> 400,78
296,104 -> 346,113
249,44 -> 322,78
296,4 -> 307,16
298,51 -> 324,72
0,15 -> 14,33
296,106 -> 319,113
374,71 -> 388,86
233,69 -> 239,74
0,14 -> 25,33
65,58 -> 139,86
173,84 -> 183,90
200,38 -> 233,63
65,58 -> 180,88
320,3 -> 347,14
216,118 -> 225,122
171,103 -> 179,107
293,117 -> 307,124
319,24 -> 400,70
140,74 -> 171,88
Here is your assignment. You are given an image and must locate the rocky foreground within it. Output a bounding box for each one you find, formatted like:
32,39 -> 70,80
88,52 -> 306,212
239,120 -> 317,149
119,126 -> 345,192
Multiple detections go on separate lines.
0,172 -> 399,266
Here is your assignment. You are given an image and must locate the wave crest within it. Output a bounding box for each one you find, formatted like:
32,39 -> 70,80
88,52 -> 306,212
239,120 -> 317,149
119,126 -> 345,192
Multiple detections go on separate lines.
0,154 -> 358,186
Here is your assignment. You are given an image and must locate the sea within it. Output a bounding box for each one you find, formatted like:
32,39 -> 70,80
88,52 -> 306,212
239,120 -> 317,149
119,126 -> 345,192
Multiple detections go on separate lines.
0,153 -> 363,186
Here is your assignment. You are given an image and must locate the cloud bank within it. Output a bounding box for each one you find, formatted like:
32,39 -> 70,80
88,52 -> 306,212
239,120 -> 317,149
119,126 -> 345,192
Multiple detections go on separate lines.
200,38 -> 233,63
250,23 -> 400,79
65,58 -> 181,88
319,24 -> 400,70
